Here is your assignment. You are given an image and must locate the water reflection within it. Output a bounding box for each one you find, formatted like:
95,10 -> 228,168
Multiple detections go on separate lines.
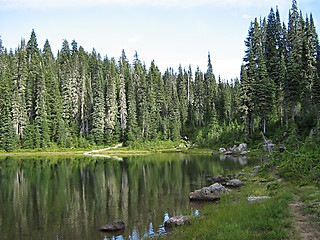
219,154 -> 248,165
0,154 -> 256,240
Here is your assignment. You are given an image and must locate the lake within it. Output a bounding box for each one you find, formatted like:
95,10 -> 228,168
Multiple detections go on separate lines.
0,153 -> 255,240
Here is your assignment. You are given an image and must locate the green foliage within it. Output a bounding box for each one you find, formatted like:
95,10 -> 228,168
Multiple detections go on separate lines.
277,128 -> 320,187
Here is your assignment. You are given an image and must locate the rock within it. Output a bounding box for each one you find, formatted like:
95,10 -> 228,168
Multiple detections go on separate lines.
229,143 -> 248,153
189,189 -> 220,201
250,166 -> 260,176
100,221 -> 125,231
209,183 -> 231,193
211,175 -> 226,183
225,179 -> 245,187
225,151 -> 233,155
189,183 -> 229,201
238,143 -> 248,151
219,148 -> 226,153
235,172 -> 245,178
240,151 -> 250,156
164,216 -> 191,228
247,196 -> 271,202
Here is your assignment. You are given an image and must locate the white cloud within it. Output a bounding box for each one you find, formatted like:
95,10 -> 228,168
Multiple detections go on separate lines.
0,0 -> 289,9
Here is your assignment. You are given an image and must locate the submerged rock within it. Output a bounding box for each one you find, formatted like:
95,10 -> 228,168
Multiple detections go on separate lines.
164,216 -> 191,228
100,221 -> 125,231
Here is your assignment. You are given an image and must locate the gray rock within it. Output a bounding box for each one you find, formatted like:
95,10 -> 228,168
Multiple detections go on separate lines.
209,183 -> 231,193
100,221 -> 125,231
247,196 -> 271,202
238,143 -> 248,150
211,175 -> 226,183
189,183 -> 230,201
240,151 -> 250,156
189,189 -> 220,201
164,216 -> 191,228
235,172 -> 245,178
250,166 -> 260,176
225,179 -> 245,187
219,148 -> 226,153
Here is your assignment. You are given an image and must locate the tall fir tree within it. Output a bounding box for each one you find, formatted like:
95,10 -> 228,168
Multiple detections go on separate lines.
12,40 -> 28,144
0,42 -> 15,151
89,50 -> 105,144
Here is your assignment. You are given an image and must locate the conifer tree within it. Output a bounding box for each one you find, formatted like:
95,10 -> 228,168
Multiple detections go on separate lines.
12,40 -> 28,143
133,52 -> 148,138
0,43 -> 15,151
285,0 -> 304,122
118,73 -> 127,140
42,39 -> 62,142
177,65 -> 188,127
194,67 -> 204,126
204,53 -> 217,125
89,50 -> 105,144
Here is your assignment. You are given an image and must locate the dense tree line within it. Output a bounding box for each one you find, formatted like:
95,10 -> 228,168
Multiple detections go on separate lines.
241,0 -> 320,135
0,0 -> 319,151
0,30 -> 224,151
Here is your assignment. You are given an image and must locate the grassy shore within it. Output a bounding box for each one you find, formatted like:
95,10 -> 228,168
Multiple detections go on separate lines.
150,165 -> 320,240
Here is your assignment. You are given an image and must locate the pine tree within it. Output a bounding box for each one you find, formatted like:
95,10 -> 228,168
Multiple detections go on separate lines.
204,53 -> 217,125
255,45 -> 274,133
12,40 -> 28,144
194,67 -> 204,126
146,60 -> 164,139
167,75 -> 181,140
118,73 -> 127,140
26,29 -> 41,124
89,50 -> 105,144
42,39 -> 62,142
133,52 -> 148,138
177,65 -> 188,128
78,46 -> 92,138
285,0 -> 304,122
0,43 -> 15,151
240,65 -> 252,134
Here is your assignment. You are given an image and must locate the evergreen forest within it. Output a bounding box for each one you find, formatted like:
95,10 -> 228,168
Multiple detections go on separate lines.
0,0 -> 320,152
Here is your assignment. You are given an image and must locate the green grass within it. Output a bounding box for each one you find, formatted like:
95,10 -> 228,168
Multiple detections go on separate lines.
154,166 -> 294,240
164,192 -> 292,240
296,186 -> 320,219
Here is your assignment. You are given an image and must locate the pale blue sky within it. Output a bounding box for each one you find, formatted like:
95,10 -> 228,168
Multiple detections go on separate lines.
1,0 -> 319,79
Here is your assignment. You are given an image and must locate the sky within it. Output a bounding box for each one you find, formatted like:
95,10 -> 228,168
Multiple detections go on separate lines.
1,0 -> 319,80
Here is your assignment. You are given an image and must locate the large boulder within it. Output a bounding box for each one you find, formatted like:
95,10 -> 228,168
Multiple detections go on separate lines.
164,216 -> 191,228
100,221 -> 125,231
189,183 -> 230,201
232,143 -> 248,153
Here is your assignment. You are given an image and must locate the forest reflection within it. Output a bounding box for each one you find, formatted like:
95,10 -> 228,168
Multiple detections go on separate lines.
0,153 -> 253,240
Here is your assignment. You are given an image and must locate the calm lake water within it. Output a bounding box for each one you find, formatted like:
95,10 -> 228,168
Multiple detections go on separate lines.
0,153 -> 255,240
